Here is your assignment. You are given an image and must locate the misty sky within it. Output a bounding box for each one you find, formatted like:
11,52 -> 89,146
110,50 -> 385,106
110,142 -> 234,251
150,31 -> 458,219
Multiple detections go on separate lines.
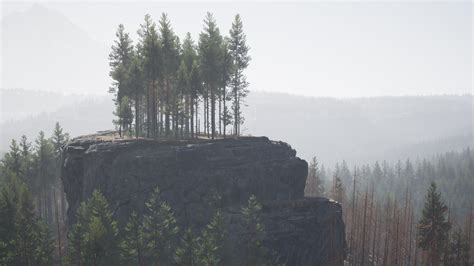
1,1 -> 472,97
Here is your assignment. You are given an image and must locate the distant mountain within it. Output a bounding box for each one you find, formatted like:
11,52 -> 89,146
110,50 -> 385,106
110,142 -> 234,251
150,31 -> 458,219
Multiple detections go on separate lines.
1,4 -> 109,93
0,88 -> 113,150
243,93 -> 473,165
1,89 -> 472,167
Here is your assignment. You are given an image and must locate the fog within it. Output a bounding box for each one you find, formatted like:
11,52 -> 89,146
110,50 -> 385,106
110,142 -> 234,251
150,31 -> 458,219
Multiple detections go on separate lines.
0,2 -> 472,165
1,2 -> 471,97
1,3 -> 473,264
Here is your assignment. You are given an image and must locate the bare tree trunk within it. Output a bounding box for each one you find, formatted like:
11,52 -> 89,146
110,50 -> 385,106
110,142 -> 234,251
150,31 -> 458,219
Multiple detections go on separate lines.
223,87 -> 227,138
372,204 -> 378,265
361,188 -> 368,265
414,231 -> 418,266
407,200 -> 413,265
350,167 -> 357,263
54,192 -> 62,265
382,199 -> 391,266
394,203 -> 400,266
165,79 -> 170,137
218,89 -> 222,136
190,95 -> 194,138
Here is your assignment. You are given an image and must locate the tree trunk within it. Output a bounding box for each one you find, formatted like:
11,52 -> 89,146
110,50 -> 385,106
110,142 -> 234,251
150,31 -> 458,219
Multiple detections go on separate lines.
218,89 -> 222,136
190,95 -> 194,138
361,189 -> 368,265
211,86 -> 216,139
135,91 -> 139,139
54,192 -> 62,265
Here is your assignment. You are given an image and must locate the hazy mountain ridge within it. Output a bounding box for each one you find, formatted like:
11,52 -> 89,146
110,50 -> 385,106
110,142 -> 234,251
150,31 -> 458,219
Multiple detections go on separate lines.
244,92 -> 472,165
1,4 -> 110,93
1,89 -> 471,166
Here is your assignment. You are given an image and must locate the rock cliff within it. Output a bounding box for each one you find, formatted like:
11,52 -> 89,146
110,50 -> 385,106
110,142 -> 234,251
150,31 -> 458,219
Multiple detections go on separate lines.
62,134 -> 346,265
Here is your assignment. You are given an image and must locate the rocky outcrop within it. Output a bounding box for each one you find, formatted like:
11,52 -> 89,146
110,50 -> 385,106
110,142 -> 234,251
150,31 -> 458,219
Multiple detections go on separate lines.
62,134 -> 346,265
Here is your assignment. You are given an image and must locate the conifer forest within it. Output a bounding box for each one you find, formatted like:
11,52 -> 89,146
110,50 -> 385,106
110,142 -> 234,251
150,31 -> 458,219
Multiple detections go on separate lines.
1,3 -> 472,266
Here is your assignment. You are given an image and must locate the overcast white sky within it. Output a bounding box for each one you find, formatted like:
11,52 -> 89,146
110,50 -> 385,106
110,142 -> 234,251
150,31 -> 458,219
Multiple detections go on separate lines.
1,1 -> 472,97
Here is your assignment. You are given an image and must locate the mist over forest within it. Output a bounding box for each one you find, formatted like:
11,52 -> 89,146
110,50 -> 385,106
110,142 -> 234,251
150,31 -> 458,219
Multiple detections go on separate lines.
1,2 -> 472,265
1,88 -> 472,167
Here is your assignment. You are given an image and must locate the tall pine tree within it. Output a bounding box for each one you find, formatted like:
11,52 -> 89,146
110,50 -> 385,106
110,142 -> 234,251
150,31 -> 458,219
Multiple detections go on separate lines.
417,182 -> 451,265
228,14 -> 250,136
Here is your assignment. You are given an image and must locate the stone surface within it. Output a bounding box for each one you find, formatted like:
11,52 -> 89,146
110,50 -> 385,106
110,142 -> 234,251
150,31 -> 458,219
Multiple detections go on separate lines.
61,134 -> 346,265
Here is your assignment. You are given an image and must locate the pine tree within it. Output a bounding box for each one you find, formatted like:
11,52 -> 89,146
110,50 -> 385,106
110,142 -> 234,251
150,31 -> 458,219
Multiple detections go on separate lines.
189,60 -> 202,138
229,14 -> 250,136
33,131 -> 56,224
0,173 -> 21,265
174,228 -> 198,265
3,139 -> 22,177
85,190 -> 119,265
181,33 -> 199,138
121,211 -> 145,265
113,96 -> 134,136
219,39 -> 233,137
195,210 -> 227,265
19,135 -> 32,185
51,122 -> 69,157
109,24 -> 134,137
13,181 -> 53,265
240,195 -> 268,265
67,202 -> 87,265
159,13 -> 180,138
199,12 -> 224,139
138,15 -> 161,139
67,190 -> 119,265
34,221 -> 54,266
142,187 -> 179,264
417,182 -> 451,265
127,54 -> 144,138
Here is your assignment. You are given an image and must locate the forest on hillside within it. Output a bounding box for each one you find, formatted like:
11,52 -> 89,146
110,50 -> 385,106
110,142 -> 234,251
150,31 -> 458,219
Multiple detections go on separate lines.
1,121 -> 472,264
306,148 -> 473,265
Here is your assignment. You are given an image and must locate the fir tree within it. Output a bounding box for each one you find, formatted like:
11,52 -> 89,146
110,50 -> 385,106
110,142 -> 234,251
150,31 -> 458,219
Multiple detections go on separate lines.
3,178 -> 54,265
137,14 -> 161,139
67,190 -> 119,265
417,182 -> 451,265
51,122 -> 69,157
0,173 -> 21,265
19,135 -> 33,184
228,14 -> 250,136
3,139 -> 21,175
142,187 -> 179,264
67,202 -> 87,265
109,24 -> 134,137
174,228 -> 198,265
195,210 -> 227,265
121,211 -> 145,266
240,195 -> 268,265
199,12 -> 224,139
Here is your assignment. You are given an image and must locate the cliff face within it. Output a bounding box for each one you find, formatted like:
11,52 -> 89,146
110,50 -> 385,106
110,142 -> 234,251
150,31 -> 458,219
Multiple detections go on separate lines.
62,134 -> 346,265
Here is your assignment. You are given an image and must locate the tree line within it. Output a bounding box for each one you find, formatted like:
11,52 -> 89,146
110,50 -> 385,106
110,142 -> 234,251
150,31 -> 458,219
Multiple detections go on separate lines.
66,188 -> 278,265
0,123 -> 69,264
109,12 -> 250,140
